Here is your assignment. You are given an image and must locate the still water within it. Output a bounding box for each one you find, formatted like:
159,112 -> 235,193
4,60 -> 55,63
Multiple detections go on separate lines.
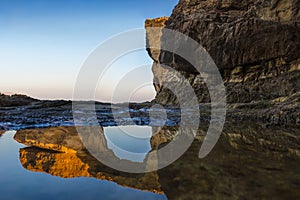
104,126 -> 152,162
0,123 -> 299,200
0,130 -> 167,200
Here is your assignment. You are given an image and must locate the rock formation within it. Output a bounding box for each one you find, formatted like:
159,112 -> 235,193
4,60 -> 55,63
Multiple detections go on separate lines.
146,0 -> 300,124
0,93 -> 38,107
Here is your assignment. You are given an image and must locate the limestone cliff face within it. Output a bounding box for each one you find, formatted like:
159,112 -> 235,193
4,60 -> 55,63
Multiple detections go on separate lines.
145,17 -> 170,93
145,17 -> 169,63
146,0 -> 300,123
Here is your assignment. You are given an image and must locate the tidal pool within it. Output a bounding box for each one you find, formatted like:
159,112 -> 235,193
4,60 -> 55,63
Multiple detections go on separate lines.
0,123 -> 299,199
0,131 -> 167,200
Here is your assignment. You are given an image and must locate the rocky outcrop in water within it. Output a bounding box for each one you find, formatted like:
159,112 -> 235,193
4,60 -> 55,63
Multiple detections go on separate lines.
146,0 -> 300,124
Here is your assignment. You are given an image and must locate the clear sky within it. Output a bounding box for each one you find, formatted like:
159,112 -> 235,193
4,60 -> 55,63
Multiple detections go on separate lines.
0,0 -> 178,102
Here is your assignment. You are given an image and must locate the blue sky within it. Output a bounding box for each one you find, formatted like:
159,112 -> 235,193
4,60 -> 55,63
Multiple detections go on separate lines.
0,0 -> 178,102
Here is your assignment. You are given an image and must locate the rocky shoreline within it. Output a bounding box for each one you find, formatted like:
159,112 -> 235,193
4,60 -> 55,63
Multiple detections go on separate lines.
0,92 -> 299,131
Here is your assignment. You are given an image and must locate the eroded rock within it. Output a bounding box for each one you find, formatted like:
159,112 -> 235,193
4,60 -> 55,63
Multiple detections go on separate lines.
145,0 -> 300,124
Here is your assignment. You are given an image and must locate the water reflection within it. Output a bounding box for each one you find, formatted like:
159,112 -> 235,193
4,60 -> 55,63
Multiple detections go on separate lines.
159,124 -> 300,200
0,130 -> 5,137
104,126 -> 152,162
0,131 -> 166,200
13,123 -> 300,199
14,126 -> 164,194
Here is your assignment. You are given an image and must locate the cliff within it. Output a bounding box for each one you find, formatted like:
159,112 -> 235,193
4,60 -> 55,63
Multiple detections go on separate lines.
146,0 -> 300,124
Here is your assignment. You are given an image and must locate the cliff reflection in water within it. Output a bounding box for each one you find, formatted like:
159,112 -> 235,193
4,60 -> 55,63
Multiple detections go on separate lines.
15,126 -> 163,194
14,124 -> 300,199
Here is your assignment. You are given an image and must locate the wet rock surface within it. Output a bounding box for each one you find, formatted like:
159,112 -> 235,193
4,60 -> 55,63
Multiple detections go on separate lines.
0,95 -> 299,130
0,96 -> 185,130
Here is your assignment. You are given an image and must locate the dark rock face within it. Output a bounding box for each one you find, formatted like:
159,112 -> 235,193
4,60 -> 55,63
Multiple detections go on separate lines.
145,0 -> 300,124
166,0 -> 300,73
146,1 -> 300,109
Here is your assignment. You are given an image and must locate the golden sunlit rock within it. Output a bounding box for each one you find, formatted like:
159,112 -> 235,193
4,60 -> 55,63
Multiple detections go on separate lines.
145,17 -> 168,28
